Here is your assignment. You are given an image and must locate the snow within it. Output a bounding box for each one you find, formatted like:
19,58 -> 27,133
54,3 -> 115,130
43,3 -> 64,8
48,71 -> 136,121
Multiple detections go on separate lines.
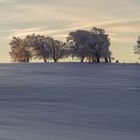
0,63 -> 140,140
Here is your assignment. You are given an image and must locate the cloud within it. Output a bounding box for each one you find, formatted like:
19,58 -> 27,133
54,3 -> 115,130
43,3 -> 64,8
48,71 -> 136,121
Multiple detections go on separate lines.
0,0 -> 140,62
5,18 -> 139,44
0,0 -> 10,3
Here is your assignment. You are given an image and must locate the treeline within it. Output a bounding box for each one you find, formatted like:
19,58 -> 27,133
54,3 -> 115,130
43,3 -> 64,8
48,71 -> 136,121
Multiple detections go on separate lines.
9,27 -> 112,63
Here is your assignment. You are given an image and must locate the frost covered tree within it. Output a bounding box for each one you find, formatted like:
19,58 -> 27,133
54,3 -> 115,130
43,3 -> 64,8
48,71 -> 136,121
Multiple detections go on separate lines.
67,27 -> 111,63
9,37 -> 31,63
9,28 -> 111,63
90,27 -> 111,63
9,34 -> 69,63
48,40 -> 68,62
25,34 -> 68,62
134,36 -> 140,59
67,30 -> 91,62
25,34 -> 51,63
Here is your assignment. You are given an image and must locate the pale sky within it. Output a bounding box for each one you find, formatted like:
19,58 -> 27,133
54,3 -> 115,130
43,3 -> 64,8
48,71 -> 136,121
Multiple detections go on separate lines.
0,0 -> 140,63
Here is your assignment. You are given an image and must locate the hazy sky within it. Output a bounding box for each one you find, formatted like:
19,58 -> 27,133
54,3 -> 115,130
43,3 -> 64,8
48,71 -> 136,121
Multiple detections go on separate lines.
0,0 -> 140,62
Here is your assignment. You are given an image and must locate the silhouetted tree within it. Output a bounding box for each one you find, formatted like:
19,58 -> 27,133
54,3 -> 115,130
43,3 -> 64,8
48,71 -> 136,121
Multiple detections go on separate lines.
9,37 -> 31,63
134,36 -> 140,59
90,27 -> 111,63
25,34 -> 51,63
10,34 -> 69,63
67,27 -> 111,63
67,30 -> 92,62
9,27 -> 111,63
48,40 -> 68,62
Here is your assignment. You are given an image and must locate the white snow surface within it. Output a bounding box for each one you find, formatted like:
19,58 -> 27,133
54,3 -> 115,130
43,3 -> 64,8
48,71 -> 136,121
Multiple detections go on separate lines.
0,63 -> 140,140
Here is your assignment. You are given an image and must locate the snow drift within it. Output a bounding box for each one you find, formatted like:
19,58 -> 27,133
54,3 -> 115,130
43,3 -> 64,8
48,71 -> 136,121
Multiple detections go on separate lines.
0,63 -> 140,140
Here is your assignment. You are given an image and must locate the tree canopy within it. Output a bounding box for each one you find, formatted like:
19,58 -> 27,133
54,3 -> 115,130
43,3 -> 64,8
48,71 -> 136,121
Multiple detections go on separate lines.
67,27 -> 111,63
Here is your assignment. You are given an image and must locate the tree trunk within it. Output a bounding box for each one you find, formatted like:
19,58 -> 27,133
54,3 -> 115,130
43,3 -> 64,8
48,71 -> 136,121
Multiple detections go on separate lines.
92,57 -> 96,63
88,59 -> 91,63
96,57 -> 100,63
80,57 -> 85,62
26,57 -> 30,63
109,57 -> 112,63
95,51 -> 100,63
105,57 -> 109,63
43,58 -> 47,63
54,58 -> 58,62
88,57 -> 92,63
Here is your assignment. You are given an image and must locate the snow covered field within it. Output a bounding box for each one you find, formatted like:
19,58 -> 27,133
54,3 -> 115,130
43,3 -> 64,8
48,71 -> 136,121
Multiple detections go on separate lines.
0,63 -> 140,140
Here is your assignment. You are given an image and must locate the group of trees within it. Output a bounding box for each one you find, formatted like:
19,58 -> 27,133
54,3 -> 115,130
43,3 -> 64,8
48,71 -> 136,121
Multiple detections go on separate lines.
9,35 -> 68,63
9,27 -> 112,63
67,27 -> 111,63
